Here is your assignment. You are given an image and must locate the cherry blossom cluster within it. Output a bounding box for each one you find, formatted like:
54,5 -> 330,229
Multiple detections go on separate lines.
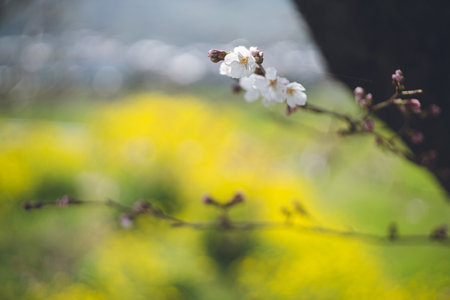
208,46 -> 307,110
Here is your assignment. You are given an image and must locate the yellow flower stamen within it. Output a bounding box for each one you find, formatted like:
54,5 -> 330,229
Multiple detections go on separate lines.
239,56 -> 249,65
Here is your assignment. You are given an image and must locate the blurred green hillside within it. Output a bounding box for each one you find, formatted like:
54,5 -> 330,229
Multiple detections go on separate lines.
0,84 -> 449,299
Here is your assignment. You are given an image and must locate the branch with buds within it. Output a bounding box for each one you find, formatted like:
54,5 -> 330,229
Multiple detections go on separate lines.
208,46 -> 442,166
23,194 -> 449,246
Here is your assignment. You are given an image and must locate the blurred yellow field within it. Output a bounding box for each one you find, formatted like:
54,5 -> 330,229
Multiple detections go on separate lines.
0,92 -> 448,299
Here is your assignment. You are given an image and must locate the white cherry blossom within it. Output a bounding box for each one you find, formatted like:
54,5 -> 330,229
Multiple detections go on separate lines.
219,62 -> 231,76
239,74 -> 263,102
253,67 -> 288,106
285,82 -> 307,108
220,46 -> 257,79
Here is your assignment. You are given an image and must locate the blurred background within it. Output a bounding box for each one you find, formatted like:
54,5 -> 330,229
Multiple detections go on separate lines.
0,0 -> 324,102
0,1 -> 449,299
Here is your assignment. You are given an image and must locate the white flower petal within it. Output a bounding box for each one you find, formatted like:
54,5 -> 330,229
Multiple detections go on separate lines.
244,90 -> 260,102
234,46 -> 251,57
239,76 -> 254,90
253,75 -> 268,90
265,67 -> 277,80
287,81 -> 305,92
224,52 -> 238,64
286,89 -> 307,107
220,62 -> 231,76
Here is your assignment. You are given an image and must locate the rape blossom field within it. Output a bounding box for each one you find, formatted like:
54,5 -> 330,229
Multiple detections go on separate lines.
0,89 -> 448,299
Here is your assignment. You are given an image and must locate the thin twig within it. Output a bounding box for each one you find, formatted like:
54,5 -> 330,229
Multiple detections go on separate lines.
23,197 -> 449,247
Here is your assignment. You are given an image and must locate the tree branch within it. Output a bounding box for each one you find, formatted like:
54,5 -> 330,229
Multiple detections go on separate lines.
23,195 -> 449,247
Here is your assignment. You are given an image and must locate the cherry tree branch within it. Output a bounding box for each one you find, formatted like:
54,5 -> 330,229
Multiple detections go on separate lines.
23,195 -> 449,247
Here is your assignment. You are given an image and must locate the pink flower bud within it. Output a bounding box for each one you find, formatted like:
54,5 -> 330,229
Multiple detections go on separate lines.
249,46 -> 264,64
232,82 -> 242,94
354,87 -> 364,98
410,131 -> 424,144
230,192 -> 244,204
406,99 -> 421,113
421,150 -> 438,167
202,194 -> 214,205
364,119 -> 374,132
56,195 -> 79,206
134,200 -> 150,212
285,105 -> 298,116
391,69 -> 404,84
120,214 -> 133,228
429,104 -> 441,117
208,49 -> 227,63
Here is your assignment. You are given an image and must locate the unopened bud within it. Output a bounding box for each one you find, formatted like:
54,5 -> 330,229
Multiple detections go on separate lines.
57,195 -> 79,206
354,87 -> 372,107
354,87 -> 365,98
249,46 -> 264,64
429,104 -> 441,117
392,69 -> 404,84
410,131 -> 424,144
202,194 -> 215,205
232,82 -> 242,94
365,93 -> 373,105
120,213 -> 133,228
134,200 -> 151,212
286,105 -> 298,116
421,150 -> 438,167
229,192 -> 244,205
405,99 -> 421,113
364,119 -> 374,132
208,49 -> 227,63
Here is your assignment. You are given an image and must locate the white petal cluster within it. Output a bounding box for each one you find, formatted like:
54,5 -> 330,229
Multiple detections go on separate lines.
238,66 -> 307,108
252,67 -> 288,106
217,45 -> 307,109
220,46 -> 257,79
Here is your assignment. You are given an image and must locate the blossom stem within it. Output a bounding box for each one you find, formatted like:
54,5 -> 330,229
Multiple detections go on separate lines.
300,103 -> 356,129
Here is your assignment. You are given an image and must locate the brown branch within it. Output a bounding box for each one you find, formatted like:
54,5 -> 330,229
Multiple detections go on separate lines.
22,196 -> 449,247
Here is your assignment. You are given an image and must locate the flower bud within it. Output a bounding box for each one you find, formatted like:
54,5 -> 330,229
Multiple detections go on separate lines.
229,192 -> 244,205
201,194 -> 215,205
120,213 -> 133,228
354,87 -> 372,107
134,200 -> 151,212
365,93 -> 373,106
354,87 -> 364,98
429,104 -> 441,117
364,119 -> 374,132
410,131 -> 424,144
232,82 -> 242,94
250,46 -> 264,64
405,99 -> 421,113
421,150 -> 438,167
285,105 -> 298,116
391,69 -> 404,84
208,49 -> 227,63
56,195 -> 79,206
